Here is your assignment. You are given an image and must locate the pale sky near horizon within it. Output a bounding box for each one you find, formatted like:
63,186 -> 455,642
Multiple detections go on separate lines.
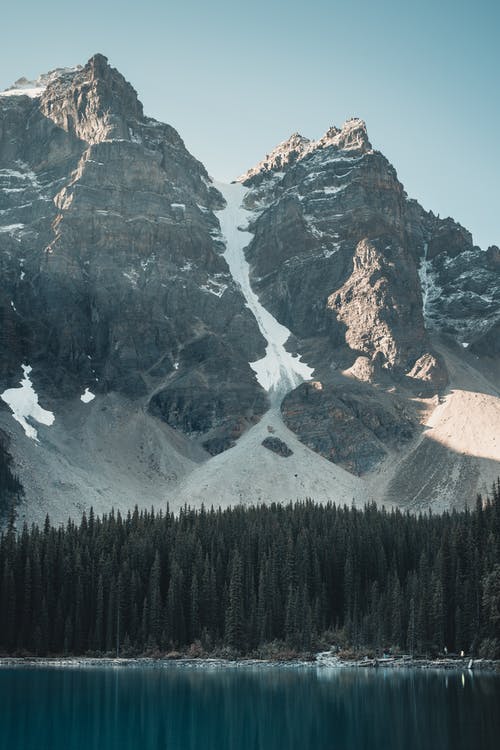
1,0 -> 498,249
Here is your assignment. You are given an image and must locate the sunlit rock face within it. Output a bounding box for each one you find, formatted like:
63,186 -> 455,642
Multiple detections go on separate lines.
241,118 -> 498,377
239,118 -> 499,472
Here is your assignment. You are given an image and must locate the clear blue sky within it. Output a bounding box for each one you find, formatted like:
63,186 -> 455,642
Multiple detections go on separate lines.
1,0 -> 498,248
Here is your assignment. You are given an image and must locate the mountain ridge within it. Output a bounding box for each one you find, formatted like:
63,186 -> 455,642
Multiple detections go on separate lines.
0,55 -> 498,523
239,118 -> 372,182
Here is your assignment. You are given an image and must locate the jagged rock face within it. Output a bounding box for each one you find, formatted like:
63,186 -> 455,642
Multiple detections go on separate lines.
0,55 -> 267,449
39,54 -> 144,144
242,119 -> 498,368
419,243 -> 499,342
326,237 -> 426,373
281,380 -> 415,475
241,118 -> 498,472
470,321 -> 500,357
241,122 -> 433,382
406,353 -> 449,393
242,119 -> 373,184
149,334 -> 268,455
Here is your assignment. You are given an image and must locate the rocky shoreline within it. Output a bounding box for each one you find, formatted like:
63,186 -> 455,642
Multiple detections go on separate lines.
0,654 -> 498,672
315,653 -> 500,672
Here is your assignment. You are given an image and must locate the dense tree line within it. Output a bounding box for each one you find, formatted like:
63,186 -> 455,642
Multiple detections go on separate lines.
0,482 -> 499,658
0,432 -> 22,517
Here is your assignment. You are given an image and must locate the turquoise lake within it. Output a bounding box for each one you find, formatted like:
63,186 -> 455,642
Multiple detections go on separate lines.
0,663 -> 498,749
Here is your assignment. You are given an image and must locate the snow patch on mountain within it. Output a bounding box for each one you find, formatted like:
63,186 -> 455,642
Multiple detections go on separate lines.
419,242 -> 442,326
0,67 -> 81,98
80,388 -> 95,404
0,224 -> 24,234
0,365 -> 55,440
215,181 -> 313,398
200,275 -> 229,298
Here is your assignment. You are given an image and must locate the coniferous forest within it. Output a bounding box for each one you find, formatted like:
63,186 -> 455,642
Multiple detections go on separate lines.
0,433 -> 22,517
0,483 -> 499,660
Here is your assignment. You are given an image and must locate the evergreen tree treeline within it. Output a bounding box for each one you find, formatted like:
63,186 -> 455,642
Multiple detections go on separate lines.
0,482 -> 499,658
0,432 -> 23,517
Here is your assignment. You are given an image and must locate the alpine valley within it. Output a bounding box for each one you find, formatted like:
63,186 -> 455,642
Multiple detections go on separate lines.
0,54 -> 499,525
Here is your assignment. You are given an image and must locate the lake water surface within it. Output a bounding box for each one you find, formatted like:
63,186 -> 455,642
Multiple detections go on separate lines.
0,663 -> 498,749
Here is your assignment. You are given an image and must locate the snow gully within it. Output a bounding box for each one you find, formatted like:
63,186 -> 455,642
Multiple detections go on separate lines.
215,182 -> 313,401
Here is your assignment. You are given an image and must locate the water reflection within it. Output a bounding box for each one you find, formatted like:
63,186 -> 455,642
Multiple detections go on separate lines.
0,664 -> 498,750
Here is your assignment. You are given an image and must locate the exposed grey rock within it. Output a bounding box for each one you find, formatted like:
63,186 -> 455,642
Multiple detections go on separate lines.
0,54 -> 267,453
422,245 -> 499,342
470,321 -> 500,357
149,334 -> 268,455
281,380 -> 415,475
325,237 -> 427,374
241,121 -> 443,384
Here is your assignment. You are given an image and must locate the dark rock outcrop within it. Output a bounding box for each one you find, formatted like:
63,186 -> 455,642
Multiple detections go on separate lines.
261,436 -> 293,457
149,335 -> 268,455
421,245 -> 499,341
281,380 -> 415,475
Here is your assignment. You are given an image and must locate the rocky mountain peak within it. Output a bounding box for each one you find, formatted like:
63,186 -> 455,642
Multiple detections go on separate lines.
487,245 -> 500,267
86,52 -> 111,75
0,52 -> 268,480
317,117 -> 371,153
39,53 -> 144,143
239,132 -> 311,181
240,117 -> 372,183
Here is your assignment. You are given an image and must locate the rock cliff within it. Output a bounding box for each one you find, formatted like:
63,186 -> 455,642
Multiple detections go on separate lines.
0,55 -> 268,465
239,119 -> 498,475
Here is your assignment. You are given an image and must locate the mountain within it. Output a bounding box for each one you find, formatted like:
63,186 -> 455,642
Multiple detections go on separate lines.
239,120 -> 500,494
0,55 -> 498,523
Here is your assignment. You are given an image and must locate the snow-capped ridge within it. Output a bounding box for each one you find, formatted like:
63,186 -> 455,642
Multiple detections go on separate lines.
317,117 -> 370,152
239,118 -> 372,182
0,66 -> 81,98
0,54 -> 125,100
239,133 -> 312,182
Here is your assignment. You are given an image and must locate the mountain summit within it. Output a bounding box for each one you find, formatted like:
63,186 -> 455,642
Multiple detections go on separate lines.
239,118 -> 372,182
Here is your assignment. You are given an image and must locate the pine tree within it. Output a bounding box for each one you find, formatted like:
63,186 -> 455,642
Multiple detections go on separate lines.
166,559 -> 185,646
225,551 -> 245,651
149,551 -> 162,648
190,572 -> 200,643
94,573 -> 104,651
